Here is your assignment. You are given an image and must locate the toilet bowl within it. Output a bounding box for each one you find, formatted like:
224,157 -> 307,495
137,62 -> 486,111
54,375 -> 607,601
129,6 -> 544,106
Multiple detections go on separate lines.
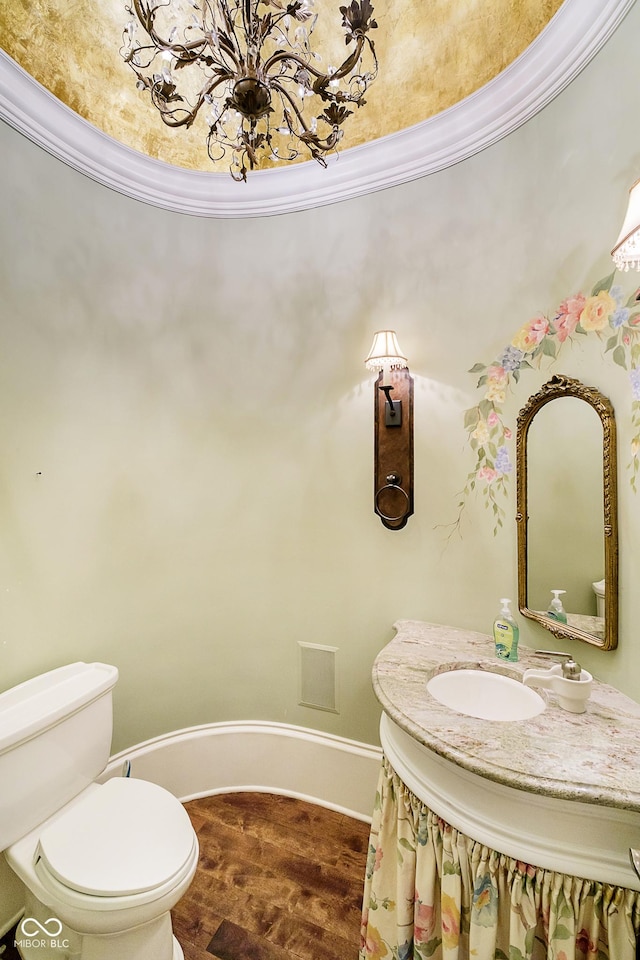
6,778 -> 198,959
0,662 -> 199,960
592,578 -> 605,619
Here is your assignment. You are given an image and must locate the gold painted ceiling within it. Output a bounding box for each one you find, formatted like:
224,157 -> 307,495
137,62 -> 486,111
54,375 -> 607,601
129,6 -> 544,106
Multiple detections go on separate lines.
0,0 -> 563,173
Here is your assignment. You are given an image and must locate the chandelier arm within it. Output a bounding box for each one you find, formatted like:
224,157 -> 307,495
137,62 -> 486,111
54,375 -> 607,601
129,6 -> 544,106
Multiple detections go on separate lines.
271,82 -> 342,158
151,72 -> 233,128
329,34 -> 367,80
263,49 -> 334,83
318,35 -> 376,91
149,91 -> 198,127
127,6 -> 242,92
242,0 -> 254,40
264,34 -> 373,96
211,0 -> 243,53
127,42 -> 169,71
270,81 -> 312,134
130,0 -> 209,63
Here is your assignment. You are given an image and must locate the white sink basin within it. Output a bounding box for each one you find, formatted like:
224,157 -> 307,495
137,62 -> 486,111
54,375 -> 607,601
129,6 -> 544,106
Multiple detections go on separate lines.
427,668 -> 545,721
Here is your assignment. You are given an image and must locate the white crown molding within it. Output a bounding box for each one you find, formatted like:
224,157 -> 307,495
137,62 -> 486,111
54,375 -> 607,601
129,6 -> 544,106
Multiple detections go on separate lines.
0,0 -> 634,218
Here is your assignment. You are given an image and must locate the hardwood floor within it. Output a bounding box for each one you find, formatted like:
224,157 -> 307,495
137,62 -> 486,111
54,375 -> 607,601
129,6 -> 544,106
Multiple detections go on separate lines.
172,793 -> 371,960
0,793 -> 371,960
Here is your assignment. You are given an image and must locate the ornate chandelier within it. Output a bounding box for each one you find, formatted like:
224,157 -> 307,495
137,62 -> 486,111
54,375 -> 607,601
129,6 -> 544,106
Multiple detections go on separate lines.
120,0 -> 378,181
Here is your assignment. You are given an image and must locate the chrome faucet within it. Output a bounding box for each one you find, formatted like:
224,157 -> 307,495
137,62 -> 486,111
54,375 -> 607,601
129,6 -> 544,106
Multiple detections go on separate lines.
533,650 -> 582,680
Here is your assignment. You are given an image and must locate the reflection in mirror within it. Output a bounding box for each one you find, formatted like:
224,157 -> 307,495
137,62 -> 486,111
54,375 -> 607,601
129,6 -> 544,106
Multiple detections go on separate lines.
528,398 -> 604,636
516,375 -> 618,650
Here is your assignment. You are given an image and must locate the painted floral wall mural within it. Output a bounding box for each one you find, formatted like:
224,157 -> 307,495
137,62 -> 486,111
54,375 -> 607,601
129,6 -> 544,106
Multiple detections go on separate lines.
457,271 -> 640,534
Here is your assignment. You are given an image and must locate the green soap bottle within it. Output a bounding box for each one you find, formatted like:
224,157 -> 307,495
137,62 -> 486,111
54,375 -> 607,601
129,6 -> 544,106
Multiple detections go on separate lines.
493,598 -> 519,662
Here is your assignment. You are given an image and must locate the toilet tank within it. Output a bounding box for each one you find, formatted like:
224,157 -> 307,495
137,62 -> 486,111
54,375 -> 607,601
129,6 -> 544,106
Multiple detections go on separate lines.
0,662 -> 119,851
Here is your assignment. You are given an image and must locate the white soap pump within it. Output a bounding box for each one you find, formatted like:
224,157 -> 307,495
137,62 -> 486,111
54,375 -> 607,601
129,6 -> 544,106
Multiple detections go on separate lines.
547,589 -> 567,624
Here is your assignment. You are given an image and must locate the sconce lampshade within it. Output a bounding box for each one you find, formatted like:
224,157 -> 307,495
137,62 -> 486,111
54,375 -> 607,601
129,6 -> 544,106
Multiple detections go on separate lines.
612,178 -> 640,271
364,331 -> 408,371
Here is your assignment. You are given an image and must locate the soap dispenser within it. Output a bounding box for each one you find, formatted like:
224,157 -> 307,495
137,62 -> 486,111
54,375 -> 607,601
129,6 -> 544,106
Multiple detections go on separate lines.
493,598 -> 519,662
547,590 -> 567,624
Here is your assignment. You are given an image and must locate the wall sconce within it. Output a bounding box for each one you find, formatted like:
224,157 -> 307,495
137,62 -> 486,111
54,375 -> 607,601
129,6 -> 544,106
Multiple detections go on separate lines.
364,331 -> 414,530
612,178 -> 640,271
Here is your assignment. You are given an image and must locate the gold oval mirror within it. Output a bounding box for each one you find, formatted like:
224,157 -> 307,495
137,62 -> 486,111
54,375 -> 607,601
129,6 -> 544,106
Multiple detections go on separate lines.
516,374 -> 618,650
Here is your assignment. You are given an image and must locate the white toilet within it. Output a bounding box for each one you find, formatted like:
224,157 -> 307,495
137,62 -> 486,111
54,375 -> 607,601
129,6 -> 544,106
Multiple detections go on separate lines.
592,578 -> 606,619
0,662 -> 199,960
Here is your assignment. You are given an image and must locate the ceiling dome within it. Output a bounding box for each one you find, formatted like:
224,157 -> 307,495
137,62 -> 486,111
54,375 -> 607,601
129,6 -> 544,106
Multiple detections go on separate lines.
0,0 -> 633,216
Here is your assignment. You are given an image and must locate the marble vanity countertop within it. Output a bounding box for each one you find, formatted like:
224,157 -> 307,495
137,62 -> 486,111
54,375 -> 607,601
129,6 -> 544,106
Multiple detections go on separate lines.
373,620 -> 640,812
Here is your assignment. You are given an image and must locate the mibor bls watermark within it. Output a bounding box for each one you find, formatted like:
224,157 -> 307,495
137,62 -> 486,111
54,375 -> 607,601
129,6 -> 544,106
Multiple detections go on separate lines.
15,916 -> 70,951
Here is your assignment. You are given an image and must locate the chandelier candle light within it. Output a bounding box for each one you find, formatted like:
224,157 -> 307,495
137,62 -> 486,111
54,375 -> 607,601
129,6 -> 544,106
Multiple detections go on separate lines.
121,0 -> 378,181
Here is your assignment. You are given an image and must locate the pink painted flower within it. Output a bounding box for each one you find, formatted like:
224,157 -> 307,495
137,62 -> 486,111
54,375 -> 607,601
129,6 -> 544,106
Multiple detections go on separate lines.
487,410 -> 499,428
554,294 -> 585,342
511,315 -> 550,352
374,846 -> 383,871
504,426 -> 512,440
478,465 -> 499,484
484,365 -> 508,403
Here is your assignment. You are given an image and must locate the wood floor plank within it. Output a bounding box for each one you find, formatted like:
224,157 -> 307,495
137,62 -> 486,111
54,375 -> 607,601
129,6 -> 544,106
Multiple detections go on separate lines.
193,793 -> 369,872
192,832 -> 361,940
207,918 -> 291,960
173,793 -> 371,960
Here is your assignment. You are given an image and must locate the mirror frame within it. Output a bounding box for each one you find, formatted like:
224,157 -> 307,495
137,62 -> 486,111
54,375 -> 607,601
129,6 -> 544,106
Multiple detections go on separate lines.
516,374 -> 618,650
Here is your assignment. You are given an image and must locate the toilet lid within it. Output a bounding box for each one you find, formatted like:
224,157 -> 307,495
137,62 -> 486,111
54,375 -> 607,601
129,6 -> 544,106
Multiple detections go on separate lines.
36,778 -> 196,897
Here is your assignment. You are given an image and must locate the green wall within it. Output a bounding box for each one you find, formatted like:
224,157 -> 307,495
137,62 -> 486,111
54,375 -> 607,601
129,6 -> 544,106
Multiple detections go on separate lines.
1,5 -> 640,753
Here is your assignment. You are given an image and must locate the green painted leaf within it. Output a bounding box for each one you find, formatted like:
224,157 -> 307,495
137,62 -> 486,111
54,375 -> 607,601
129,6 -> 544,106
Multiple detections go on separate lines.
605,334 -> 619,353
463,407 -> 480,429
592,271 -> 615,295
613,345 -> 627,369
468,363 -> 486,373
541,337 -> 556,357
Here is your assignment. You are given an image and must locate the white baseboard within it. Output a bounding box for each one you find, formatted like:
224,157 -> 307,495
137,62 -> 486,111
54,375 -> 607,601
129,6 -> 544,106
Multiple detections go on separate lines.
101,721 -> 382,823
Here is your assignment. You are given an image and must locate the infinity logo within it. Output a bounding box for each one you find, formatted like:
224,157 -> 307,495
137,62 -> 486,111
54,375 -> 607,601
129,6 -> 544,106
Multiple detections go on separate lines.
19,917 -> 63,938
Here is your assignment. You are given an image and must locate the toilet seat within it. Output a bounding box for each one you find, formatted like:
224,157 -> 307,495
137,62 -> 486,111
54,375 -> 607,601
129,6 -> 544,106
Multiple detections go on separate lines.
35,778 -> 196,900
